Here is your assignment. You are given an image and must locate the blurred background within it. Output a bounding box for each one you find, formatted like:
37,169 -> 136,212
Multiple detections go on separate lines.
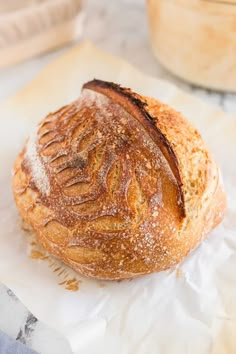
0,0 -> 236,112
0,0 -> 236,353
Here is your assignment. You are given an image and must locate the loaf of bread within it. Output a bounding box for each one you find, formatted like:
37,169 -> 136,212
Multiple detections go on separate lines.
12,80 -> 227,280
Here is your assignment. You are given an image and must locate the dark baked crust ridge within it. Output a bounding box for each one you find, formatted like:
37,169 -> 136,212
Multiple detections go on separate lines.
83,79 -> 185,218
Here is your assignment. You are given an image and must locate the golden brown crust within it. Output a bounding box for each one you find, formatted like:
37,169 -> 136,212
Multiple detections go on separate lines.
83,79 -> 186,218
12,80 -> 227,280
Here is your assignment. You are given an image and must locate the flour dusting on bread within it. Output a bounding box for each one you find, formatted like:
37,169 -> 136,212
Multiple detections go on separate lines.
25,129 -> 50,196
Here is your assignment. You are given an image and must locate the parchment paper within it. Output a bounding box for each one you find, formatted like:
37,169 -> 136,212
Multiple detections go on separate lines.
0,42 -> 235,354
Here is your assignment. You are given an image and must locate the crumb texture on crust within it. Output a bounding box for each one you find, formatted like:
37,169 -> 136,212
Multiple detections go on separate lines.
12,80 -> 226,280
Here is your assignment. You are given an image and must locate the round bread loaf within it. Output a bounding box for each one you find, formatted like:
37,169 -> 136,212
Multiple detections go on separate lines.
12,80 -> 226,280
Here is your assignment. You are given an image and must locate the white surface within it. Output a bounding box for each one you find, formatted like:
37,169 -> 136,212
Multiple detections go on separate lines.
0,1 -> 235,354
1,41 -> 236,354
0,284 -> 72,353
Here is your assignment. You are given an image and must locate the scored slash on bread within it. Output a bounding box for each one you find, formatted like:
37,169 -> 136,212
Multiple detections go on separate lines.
12,79 -> 227,280
83,79 -> 186,218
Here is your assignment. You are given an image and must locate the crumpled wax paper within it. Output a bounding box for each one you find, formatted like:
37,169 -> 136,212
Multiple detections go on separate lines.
0,42 -> 235,354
